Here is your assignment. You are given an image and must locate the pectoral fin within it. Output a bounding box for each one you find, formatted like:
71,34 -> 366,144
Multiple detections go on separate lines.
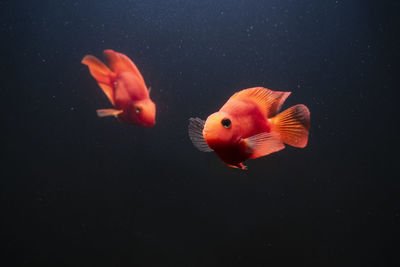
96,109 -> 123,118
188,118 -> 213,152
243,132 -> 285,159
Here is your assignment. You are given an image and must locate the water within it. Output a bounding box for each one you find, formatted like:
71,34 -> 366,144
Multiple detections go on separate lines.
1,1 -> 398,266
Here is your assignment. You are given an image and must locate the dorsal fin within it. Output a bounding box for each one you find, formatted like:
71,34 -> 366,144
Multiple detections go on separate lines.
103,49 -> 145,84
229,87 -> 291,117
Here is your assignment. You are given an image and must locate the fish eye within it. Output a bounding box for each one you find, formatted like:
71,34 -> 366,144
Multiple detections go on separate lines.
135,107 -> 141,114
221,118 -> 231,128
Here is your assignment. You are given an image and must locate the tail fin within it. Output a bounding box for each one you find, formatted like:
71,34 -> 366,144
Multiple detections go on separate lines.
82,55 -> 115,105
270,104 -> 310,148
103,50 -> 145,85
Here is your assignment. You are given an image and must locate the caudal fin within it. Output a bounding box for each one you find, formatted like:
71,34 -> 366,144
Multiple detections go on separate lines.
270,104 -> 310,148
82,55 -> 115,105
103,50 -> 145,85
82,55 -> 112,84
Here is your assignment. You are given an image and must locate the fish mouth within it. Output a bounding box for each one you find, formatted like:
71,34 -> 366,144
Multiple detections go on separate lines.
202,130 -> 210,139
144,121 -> 156,128
202,131 -> 218,143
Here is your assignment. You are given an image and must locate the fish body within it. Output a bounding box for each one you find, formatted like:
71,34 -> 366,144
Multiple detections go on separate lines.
189,87 -> 310,170
82,49 -> 155,127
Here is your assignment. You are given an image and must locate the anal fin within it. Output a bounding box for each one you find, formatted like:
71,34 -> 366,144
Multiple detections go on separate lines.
244,132 -> 285,159
98,83 -> 115,106
82,55 -> 116,106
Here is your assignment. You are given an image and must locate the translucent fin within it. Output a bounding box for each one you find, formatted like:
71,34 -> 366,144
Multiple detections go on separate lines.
228,87 -> 291,117
96,109 -> 123,118
98,83 -> 115,106
103,49 -> 145,84
82,55 -> 115,105
270,104 -> 310,148
188,118 -> 213,152
81,55 -> 112,84
244,132 -> 285,159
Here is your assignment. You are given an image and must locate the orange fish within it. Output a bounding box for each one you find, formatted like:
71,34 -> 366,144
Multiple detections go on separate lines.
82,49 -> 156,127
189,87 -> 310,170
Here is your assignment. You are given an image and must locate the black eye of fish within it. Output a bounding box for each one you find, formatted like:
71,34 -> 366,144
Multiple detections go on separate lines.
135,107 -> 141,114
221,118 -> 231,128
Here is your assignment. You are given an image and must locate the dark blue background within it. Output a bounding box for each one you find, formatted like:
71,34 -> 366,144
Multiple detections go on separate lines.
1,0 -> 399,266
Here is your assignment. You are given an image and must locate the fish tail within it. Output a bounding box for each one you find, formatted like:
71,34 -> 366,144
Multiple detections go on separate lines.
82,55 -> 116,105
103,50 -> 144,80
270,104 -> 310,148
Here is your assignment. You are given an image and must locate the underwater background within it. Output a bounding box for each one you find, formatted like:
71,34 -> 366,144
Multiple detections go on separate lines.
1,0 -> 399,266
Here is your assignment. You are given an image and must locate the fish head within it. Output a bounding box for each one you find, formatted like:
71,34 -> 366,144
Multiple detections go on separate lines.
130,99 -> 156,127
203,112 -> 236,149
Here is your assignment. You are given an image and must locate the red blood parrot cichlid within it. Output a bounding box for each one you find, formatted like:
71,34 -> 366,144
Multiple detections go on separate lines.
82,49 -> 156,127
189,87 -> 310,170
